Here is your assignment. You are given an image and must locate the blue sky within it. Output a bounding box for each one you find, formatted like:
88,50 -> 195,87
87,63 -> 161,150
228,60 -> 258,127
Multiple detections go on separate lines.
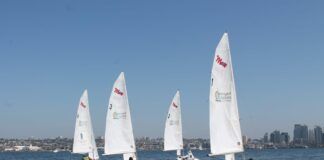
1,0 -> 324,139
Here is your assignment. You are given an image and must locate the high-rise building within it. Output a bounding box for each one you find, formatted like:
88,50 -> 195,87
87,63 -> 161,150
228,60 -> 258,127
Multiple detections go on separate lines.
270,130 -> 281,144
294,124 -> 308,144
242,135 -> 248,145
302,125 -> 309,143
264,133 -> 269,143
309,129 -> 315,145
274,130 -> 281,144
280,132 -> 290,144
270,132 -> 275,143
322,133 -> 324,146
314,126 -> 322,146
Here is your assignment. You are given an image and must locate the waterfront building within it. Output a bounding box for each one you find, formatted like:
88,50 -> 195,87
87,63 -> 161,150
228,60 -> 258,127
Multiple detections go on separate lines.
280,132 -> 290,144
242,135 -> 248,145
322,133 -> 324,146
314,126 -> 323,146
270,130 -> 281,144
308,129 -> 315,145
263,133 -> 268,143
293,124 -> 308,145
270,132 -> 275,143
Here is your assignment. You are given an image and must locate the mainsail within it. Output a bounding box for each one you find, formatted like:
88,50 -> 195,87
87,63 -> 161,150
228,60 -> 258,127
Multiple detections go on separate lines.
73,90 -> 99,159
104,72 -> 136,156
164,91 -> 183,152
209,33 -> 243,157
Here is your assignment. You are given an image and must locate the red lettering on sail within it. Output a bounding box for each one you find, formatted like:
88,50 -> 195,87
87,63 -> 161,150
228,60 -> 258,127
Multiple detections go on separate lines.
80,102 -> 86,108
114,88 -> 124,96
172,102 -> 178,108
216,55 -> 227,68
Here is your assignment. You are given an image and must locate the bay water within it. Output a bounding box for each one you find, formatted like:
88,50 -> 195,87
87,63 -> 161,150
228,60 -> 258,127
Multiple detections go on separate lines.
1,148 -> 324,160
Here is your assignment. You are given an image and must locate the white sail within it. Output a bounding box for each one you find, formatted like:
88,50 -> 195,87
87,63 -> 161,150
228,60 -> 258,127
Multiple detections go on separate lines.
164,91 -> 183,151
209,33 -> 243,156
104,72 -> 136,155
73,90 -> 99,159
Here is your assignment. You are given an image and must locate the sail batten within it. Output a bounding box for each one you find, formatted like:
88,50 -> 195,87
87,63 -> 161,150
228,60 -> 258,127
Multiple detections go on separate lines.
209,33 -> 243,156
73,90 -> 99,159
104,72 -> 136,156
164,91 -> 183,151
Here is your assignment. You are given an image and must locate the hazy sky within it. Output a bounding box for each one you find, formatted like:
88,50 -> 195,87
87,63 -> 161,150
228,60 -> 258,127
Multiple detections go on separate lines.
1,0 -> 324,139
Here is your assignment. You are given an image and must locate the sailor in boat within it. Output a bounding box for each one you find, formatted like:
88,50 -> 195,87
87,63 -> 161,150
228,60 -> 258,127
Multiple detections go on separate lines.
82,155 -> 92,160
177,150 -> 198,160
186,150 -> 198,160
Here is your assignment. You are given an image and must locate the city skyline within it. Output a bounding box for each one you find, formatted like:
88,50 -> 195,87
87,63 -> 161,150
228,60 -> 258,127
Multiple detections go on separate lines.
4,123 -> 324,152
1,1 -> 324,139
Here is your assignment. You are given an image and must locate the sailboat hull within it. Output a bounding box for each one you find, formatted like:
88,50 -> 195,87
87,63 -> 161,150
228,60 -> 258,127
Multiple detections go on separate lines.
123,153 -> 137,160
225,153 -> 235,160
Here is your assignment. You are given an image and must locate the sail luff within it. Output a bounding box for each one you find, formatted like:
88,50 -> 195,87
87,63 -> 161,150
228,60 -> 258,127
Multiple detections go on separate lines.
104,72 -> 136,155
164,91 -> 183,151
209,33 -> 243,156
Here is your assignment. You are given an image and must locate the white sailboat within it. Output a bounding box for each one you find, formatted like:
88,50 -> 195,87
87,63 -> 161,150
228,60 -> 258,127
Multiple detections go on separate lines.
209,33 -> 244,160
104,72 -> 137,160
164,91 -> 198,160
164,91 -> 183,159
73,90 -> 99,160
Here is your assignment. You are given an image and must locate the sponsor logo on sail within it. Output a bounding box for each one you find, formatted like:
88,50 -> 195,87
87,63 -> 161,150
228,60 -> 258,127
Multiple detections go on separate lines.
78,120 -> 87,126
113,112 -> 126,119
216,55 -> 227,68
172,102 -> 178,108
169,120 -> 180,126
114,88 -> 124,96
215,90 -> 231,102
80,102 -> 86,108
